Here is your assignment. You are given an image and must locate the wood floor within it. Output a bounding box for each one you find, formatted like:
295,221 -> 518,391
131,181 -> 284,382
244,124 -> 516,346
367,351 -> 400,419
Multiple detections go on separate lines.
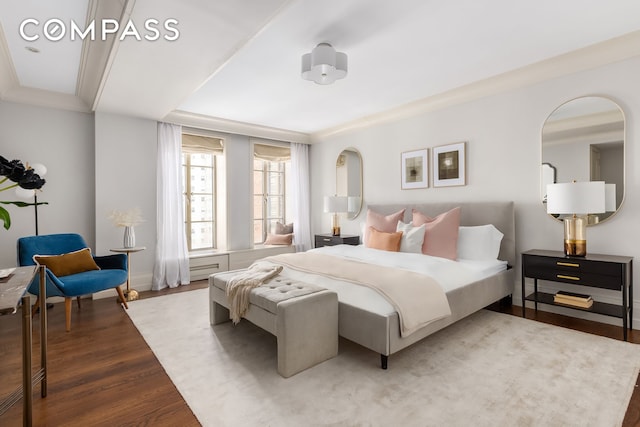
1,284 -> 639,426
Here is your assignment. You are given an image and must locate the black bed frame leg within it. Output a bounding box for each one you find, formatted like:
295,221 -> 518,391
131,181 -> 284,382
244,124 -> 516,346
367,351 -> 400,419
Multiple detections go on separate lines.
500,294 -> 513,308
380,354 -> 388,370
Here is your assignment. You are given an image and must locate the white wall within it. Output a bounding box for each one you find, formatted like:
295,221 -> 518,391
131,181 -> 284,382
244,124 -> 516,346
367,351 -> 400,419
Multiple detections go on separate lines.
222,134 -> 252,250
94,112 -> 158,288
310,56 -> 640,327
0,101 -> 95,266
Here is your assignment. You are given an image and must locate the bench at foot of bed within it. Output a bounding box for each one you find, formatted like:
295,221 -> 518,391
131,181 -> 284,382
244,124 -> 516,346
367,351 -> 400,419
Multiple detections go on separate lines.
209,271 -> 339,378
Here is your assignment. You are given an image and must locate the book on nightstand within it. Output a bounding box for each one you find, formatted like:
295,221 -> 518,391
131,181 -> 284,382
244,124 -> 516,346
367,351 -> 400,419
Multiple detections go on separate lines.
554,290 -> 593,308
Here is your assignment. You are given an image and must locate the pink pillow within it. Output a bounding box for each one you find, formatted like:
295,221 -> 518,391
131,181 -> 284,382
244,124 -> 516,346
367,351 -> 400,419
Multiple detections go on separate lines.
364,208 -> 405,246
412,207 -> 461,260
367,227 -> 403,252
264,233 -> 293,245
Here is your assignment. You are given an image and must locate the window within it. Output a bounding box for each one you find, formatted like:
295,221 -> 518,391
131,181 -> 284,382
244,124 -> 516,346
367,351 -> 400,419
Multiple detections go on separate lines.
182,134 -> 223,251
253,143 -> 291,244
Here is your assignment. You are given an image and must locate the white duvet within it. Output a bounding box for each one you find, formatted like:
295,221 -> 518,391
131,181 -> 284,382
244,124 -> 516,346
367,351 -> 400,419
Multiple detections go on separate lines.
263,245 -> 508,317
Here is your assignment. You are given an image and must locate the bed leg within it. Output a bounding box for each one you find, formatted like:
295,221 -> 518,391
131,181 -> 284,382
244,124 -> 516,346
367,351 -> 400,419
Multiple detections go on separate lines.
380,354 -> 388,370
500,294 -> 513,308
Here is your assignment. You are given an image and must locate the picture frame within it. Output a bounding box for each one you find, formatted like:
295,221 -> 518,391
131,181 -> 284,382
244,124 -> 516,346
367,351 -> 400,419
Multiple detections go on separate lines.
432,142 -> 466,187
401,149 -> 428,189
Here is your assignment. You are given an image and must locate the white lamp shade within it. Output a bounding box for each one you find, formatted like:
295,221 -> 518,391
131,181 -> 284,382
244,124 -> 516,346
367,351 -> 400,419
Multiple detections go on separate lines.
30,163 -> 47,176
15,187 -> 35,199
546,181 -> 606,215
324,196 -> 348,213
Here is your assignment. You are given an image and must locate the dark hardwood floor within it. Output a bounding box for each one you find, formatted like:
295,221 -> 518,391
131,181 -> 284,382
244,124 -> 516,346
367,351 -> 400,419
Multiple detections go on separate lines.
1,285 -> 639,426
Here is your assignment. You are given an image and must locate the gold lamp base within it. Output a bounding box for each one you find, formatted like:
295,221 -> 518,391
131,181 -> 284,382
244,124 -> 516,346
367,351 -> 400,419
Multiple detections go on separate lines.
564,215 -> 587,257
564,240 -> 586,257
331,213 -> 341,236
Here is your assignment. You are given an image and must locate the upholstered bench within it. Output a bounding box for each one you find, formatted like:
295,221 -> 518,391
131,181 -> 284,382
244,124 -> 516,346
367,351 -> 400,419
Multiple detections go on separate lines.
209,270 -> 338,378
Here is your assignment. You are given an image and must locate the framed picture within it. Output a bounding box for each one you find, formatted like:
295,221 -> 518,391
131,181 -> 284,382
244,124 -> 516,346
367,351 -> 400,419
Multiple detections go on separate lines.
401,149 -> 428,189
432,142 -> 466,187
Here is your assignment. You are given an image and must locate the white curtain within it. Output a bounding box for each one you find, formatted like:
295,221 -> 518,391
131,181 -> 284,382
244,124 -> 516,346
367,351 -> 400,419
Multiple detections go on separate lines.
290,142 -> 312,252
152,122 -> 190,290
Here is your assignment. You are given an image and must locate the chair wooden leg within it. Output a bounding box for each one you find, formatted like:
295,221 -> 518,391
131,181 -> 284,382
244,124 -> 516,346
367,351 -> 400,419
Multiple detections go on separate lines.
116,286 -> 128,309
31,297 -> 41,317
76,296 -> 82,309
65,298 -> 72,332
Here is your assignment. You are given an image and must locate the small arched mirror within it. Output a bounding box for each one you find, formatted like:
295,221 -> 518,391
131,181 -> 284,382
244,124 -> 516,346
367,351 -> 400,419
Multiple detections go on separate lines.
541,96 -> 625,223
336,148 -> 363,219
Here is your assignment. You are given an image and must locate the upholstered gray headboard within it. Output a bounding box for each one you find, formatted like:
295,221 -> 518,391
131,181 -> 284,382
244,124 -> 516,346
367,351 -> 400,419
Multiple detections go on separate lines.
367,201 -> 516,267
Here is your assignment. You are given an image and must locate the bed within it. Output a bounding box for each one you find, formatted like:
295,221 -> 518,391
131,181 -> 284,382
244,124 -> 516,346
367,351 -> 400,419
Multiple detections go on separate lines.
214,201 -> 515,369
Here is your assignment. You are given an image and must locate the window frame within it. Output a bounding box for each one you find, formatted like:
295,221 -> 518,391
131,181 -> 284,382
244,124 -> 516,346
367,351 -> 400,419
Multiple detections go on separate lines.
253,156 -> 288,245
182,150 -> 217,252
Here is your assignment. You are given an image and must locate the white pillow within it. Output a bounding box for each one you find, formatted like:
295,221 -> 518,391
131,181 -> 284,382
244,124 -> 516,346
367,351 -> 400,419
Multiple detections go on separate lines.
457,225 -> 504,260
396,221 -> 426,254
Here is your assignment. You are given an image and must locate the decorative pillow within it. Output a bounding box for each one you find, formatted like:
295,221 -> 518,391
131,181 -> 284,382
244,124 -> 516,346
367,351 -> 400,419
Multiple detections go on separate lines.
275,222 -> 293,235
411,207 -> 461,260
396,221 -> 426,254
364,208 -> 405,247
33,248 -> 100,277
367,227 -> 403,252
264,233 -> 293,245
457,225 -> 504,260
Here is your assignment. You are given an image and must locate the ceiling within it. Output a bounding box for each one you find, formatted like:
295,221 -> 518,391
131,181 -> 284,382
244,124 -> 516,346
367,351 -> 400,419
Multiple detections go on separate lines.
2,0 -> 640,141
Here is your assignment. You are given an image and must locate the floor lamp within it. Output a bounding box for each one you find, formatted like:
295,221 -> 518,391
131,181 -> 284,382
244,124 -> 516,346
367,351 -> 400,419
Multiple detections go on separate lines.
15,163 -> 47,235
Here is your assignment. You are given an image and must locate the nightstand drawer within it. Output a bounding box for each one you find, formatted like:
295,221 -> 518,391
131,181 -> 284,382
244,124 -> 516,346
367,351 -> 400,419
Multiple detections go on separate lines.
523,255 -> 623,290
314,234 -> 360,248
524,255 -> 622,277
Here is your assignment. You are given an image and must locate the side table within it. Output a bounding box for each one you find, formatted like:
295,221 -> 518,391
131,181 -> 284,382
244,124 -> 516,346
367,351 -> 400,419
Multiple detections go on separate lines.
521,249 -> 633,340
110,247 -> 146,301
0,265 -> 47,426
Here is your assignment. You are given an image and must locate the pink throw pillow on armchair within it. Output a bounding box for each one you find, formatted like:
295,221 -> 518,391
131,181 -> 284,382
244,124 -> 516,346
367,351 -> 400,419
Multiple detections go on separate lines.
364,208 -> 406,247
412,207 -> 461,260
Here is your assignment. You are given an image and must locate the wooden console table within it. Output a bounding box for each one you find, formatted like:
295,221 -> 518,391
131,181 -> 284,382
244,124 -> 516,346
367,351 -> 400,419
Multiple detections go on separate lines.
522,249 -> 633,340
0,265 -> 47,426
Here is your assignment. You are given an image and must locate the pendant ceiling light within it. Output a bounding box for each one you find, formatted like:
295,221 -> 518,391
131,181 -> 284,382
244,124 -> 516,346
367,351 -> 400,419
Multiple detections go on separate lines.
301,43 -> 347,85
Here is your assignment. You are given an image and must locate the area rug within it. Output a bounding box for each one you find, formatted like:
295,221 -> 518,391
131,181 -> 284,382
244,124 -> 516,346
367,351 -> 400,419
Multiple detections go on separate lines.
126,288 -> 640,427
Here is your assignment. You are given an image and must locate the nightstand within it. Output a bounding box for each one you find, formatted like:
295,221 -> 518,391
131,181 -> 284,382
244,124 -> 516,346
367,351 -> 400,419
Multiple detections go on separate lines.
314,234 -> 360,248
521,249 -> 633,340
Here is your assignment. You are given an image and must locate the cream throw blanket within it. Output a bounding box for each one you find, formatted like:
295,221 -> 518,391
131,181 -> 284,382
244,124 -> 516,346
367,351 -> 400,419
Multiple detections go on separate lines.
265,252 -> 451,337
226,263 -> 283,324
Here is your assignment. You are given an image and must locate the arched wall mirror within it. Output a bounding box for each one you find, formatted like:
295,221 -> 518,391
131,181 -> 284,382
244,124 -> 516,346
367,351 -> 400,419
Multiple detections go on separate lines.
336,148 -> 363,219
541,96 -> 625,224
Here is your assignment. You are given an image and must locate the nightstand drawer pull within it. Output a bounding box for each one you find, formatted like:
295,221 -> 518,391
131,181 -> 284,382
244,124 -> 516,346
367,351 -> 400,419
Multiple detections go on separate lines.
557,274 -> 580,281
557,262 -> 580,268
323,238 -> 331,242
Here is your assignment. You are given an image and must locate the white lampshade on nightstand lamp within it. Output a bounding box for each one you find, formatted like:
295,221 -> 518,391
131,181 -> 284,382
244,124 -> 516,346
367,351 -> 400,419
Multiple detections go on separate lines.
324,195 -> 348,236
546,181 -> 606,257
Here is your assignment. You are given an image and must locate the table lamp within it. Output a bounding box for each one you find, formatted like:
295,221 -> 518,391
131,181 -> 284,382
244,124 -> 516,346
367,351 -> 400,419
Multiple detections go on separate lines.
323,195 -> 348,236
546,181 -> 606,257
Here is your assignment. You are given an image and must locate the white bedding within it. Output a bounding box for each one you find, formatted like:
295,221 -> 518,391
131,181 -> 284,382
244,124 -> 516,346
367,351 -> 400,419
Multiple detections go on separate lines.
262,245 -> 508,317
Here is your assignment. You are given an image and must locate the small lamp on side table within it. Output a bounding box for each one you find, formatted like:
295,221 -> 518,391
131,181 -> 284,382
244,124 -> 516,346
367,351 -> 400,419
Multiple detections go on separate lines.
546,181 -> 606,257
323,195 -> 348,236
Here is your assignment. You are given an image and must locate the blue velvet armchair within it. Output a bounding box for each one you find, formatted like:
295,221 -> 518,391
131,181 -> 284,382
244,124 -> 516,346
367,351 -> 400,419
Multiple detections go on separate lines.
17,233 -> 129,331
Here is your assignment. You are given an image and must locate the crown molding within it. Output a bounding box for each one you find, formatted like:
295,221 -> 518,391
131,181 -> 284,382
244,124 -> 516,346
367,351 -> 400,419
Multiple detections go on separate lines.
311,30 -> 640,141
164,110 -> 310,144
77,0 -> 130,111
2,86 -> 91,113
0,22 -> 20,98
